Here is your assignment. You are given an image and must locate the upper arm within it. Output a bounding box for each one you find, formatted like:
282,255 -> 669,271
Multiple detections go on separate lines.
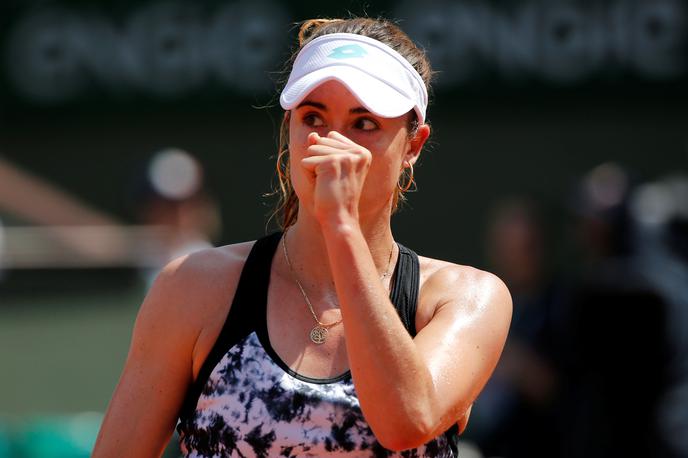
92,249 -> 237,457
414,266 -> 512,436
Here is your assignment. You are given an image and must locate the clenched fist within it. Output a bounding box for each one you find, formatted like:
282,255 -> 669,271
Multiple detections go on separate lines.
300,131 -> 372,225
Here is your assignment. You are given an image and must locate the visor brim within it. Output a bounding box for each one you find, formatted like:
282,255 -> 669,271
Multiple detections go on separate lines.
280,66 -> 418,121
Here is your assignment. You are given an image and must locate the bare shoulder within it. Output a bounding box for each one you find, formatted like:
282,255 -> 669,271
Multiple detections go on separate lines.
149,241 -> 255,313
416,255 -> 512,332
138,241 -> 256,350
92,241 -> 257,457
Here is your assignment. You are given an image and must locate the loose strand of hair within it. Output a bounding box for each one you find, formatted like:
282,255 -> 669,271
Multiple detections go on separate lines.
298,18 -> 344,46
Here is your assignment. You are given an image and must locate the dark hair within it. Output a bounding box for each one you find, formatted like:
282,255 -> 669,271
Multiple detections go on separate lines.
272,18 -> 433,229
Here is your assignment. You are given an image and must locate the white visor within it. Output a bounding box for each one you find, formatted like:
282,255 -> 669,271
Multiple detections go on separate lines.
280,33 -> 428,124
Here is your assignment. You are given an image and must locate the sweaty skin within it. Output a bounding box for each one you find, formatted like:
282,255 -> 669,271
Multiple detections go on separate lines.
286,82 -> 510,449
92,81 -> 511,456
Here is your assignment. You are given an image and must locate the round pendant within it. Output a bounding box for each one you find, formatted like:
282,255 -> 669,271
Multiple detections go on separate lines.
310,326 -> 328,344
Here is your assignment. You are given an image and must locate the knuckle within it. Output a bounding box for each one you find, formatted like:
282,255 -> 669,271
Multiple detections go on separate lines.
357,149 -> 372,163
323,159 -> 339,172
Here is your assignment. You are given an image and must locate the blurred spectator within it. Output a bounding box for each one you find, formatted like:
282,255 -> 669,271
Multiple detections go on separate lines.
630,174 -> 688,458
470,197 -> 566,458
561,163 -> 672,458
130,148 -> 222,287
0,150 -> 220,291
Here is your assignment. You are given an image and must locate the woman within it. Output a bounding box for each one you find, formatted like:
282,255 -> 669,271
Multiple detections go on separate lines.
93,17 -> 512,458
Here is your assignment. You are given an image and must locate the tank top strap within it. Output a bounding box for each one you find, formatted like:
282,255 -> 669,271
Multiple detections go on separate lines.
389,244 -> 460,451
178,231 -> 282,421
390,242 -> 421,337
229,231 -> 282,313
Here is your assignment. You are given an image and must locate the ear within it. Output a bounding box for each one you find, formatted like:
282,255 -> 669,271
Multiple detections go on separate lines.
404,123 -> 431,167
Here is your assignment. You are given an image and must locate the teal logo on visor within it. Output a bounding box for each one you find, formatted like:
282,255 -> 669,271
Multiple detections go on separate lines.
328,44 -> 368,59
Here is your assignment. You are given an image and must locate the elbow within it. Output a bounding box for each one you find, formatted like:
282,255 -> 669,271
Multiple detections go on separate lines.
370,411 -> 437,452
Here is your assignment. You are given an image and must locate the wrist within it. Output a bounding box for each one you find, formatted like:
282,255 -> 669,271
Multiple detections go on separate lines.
318,211 -> 361,238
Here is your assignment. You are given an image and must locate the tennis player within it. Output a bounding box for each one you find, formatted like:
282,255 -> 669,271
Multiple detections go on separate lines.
93,17 -> 512,457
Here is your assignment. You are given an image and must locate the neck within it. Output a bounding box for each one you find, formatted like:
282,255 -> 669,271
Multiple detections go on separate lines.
279,206 -> 396,300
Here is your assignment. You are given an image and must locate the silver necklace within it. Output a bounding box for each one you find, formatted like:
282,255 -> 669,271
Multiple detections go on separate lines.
282,228 -> 394,344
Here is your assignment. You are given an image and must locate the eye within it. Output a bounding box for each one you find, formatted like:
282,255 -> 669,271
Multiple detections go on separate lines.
355,117 -> 379,131
303,113 -> 325,127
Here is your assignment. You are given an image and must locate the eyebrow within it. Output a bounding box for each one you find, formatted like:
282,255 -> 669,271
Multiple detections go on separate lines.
295,100 -> 371,115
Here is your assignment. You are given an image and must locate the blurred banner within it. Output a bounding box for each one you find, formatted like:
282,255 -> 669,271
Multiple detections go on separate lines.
0,0 -> 291,106
397,0 -> 687,87
0,0 -> 686,109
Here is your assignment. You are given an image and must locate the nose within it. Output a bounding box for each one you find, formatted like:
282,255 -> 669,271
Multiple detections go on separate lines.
325,119 -> 353,137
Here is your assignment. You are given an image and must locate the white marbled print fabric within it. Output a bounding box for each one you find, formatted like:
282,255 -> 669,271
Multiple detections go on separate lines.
177,332 -> 453,458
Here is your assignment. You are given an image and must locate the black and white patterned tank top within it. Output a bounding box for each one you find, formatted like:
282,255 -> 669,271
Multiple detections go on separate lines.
176,232 -> 459,457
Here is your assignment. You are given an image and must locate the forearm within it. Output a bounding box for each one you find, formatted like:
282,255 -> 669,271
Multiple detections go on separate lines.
321,217 -> 439,448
